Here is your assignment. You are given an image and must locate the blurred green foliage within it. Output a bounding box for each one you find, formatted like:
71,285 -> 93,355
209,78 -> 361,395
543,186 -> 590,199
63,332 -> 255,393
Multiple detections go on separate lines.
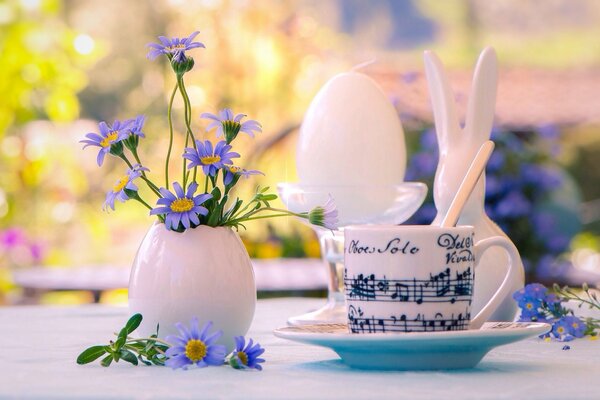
0,0 -> 92,134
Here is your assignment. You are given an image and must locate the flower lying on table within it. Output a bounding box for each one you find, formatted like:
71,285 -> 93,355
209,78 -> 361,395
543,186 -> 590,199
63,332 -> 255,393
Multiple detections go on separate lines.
514,283 -> 600,341
77,314 -> 265,371
80,30 -> 338,232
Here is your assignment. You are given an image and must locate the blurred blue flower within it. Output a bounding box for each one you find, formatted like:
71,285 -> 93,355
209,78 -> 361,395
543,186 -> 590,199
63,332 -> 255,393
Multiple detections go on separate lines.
127,115 -> 146,138
521,164 -> 562,191
223,165 -> 264,186
165,319 -> 226,370
147,31 -> 205,63
485,175 -> 503,198
308,196 -> 338,230
486,151 -> 505,173
407,152 -> 437,179
229,336 -> 265,370
494,191 -> 532,218
419,127 -> 438,150
537,124 -> 561,141
536,255 -> 572,281
201,108 -> 262,143
400,71 -> 419,84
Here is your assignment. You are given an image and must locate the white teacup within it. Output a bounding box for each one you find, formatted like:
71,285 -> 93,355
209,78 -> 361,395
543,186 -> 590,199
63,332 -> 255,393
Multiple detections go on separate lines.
343,225 -> 520,333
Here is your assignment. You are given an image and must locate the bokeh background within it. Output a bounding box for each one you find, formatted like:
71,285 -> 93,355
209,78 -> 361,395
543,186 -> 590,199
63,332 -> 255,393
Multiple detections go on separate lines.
1,0 -> 599,304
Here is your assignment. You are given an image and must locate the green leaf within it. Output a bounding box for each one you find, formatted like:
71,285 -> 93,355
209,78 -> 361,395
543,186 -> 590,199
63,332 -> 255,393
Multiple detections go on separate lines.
138,355 -> 152,366
260,186 -> 270,193
117,327 -> 128,341
120,349 -> 139,366
76,346 -> 107,365
115,335 -> 126,350
211,186 -> 222,201
261,194 -> 277,201
125,314 -> 143,334
100,354 -> 113,367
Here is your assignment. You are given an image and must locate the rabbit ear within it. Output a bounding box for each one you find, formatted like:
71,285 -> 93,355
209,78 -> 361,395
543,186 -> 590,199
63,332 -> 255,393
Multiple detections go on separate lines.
464,47 -> 498,141
424,50 -> 460,149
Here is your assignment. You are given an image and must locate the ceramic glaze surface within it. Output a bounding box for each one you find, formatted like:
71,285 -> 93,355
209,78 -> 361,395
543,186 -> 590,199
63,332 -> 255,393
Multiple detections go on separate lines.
297,71 -> 406,186
424,47 -> 524,321
129,223 -> 256,350
273,321 -> 551,370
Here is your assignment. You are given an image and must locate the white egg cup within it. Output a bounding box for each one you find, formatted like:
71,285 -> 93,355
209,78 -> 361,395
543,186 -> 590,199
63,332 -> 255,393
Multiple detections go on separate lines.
277,182 -> 428,325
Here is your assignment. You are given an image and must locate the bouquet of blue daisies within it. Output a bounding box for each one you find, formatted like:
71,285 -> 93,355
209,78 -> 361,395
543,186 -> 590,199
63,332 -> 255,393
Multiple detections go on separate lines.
81,31 -> 337,232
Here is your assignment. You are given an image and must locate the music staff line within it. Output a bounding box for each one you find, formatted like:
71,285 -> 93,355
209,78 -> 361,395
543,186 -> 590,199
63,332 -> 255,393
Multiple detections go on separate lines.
348,307 -> 471,333
344,268 -> 473,304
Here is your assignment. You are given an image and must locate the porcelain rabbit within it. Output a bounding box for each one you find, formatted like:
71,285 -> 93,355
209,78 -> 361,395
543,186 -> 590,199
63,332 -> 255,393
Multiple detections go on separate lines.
424,47 -> 524,321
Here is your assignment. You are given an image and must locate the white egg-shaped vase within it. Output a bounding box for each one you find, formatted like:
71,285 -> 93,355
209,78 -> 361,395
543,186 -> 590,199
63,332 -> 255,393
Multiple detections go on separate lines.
129,222 -> 256,351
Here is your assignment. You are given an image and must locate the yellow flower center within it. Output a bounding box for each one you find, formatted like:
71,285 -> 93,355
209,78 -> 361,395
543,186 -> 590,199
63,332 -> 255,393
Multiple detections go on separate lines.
168,44 -> 186,51
526,303 -> 534,310
228,165 -> 241,173
572,322 -> 579,329
237,351 -> 248,366
557,326 -> 565,334
113,175 -> 129,193
170,198 -> 194,213
200,155 -> 221,165
100,131 -> 119,147
185,339 -> 207,362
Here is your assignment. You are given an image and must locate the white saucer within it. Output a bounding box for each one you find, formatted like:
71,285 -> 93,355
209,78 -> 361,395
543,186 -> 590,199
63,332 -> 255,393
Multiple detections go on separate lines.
273,322 -> 551,370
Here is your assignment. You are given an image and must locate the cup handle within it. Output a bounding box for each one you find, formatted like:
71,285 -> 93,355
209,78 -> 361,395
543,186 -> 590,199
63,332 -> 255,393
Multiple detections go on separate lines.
469,236 -> 520,329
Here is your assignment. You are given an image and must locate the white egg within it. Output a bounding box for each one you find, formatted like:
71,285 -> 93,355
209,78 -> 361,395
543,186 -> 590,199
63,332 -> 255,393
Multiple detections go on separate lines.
297,71 -> 406,185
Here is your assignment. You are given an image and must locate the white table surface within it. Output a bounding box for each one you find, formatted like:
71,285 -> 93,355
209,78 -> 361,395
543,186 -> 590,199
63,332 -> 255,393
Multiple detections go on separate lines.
0,298 -> 599,400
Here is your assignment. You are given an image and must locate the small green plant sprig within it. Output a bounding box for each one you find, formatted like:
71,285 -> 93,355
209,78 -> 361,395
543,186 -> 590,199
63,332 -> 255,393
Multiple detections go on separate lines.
77,314 -> 266,370
76,314 -> 169,367
553,283 -> 600,334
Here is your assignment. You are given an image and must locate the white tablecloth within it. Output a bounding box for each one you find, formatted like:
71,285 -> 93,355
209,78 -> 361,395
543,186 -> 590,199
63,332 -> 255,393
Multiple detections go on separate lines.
0,298 -> 598,399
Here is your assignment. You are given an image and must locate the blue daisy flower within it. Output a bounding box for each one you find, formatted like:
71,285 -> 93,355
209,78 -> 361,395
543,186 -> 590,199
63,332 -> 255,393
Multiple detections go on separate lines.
165,319 -> 226,370
126,115 -> 146,138
80,120 -> 132,166
229,336 -> 265,371
182,140 -> 240,177
222,164 -> 264,186
308,196 -> 338,230
146,31 -> 205,63
103,164 -> 148,211
150,182 -> 212,230
201,109 -> 262,143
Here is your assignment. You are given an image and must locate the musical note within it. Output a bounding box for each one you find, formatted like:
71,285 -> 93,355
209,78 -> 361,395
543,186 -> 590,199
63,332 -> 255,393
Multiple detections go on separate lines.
348,273 -> 376,301
391,282 -> 409,301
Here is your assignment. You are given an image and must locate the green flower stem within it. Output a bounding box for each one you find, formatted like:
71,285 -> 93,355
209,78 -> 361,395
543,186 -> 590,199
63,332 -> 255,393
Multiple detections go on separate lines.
125,337 -> 172,347
554,285 -> 600,310
130,148 -> 161,194
177,76 -> 198,186
165,83 -> 178,190
226,207 -> 307,226
134,197 -> 153,211
204,175 -> 209,193
119,154 -> 161,198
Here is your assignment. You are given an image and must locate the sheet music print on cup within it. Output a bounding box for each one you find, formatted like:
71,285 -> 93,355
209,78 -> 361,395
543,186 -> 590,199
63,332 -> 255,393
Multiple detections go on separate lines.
342,225 -> 519,333
347,304 -> 471,333
344,267 -> 473,304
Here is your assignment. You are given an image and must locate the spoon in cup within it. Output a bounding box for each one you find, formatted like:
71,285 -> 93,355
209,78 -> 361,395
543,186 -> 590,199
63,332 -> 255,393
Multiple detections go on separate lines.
439,140 -> 495,228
